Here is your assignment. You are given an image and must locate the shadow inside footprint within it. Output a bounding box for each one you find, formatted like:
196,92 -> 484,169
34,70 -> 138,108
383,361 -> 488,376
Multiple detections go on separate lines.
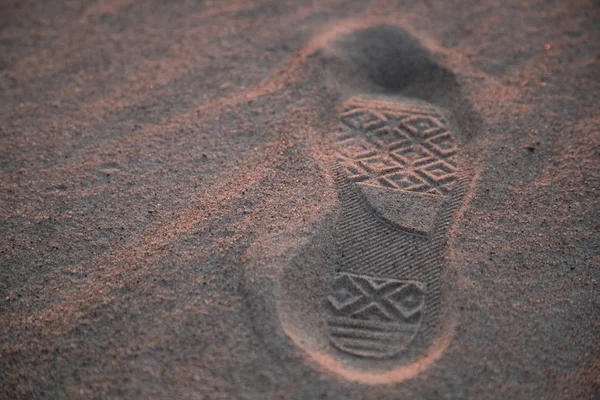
325,25 -> 446,92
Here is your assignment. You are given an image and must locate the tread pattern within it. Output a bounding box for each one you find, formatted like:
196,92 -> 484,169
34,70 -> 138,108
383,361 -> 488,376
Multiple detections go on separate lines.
325,97 -> 468,360
328,272 -> 425,358
334,98 -> 457,195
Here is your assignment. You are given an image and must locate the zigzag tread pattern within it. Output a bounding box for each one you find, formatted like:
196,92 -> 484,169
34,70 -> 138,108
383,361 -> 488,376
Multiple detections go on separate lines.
327,272 -> 425,358
334,98 -> 458,196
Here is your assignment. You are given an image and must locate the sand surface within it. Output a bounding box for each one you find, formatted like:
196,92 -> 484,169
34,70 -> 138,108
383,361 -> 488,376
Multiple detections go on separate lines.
1,0 -> 599,399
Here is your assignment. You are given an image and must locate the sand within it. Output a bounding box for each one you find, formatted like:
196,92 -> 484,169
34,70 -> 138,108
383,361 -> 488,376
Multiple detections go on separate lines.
1,0 -> 599,399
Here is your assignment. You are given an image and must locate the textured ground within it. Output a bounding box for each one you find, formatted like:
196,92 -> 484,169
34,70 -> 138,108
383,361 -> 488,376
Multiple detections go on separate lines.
1,0 -> 599,399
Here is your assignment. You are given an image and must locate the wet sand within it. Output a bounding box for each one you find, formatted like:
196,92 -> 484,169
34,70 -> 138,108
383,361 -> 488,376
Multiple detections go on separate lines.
1,1 -> 599,399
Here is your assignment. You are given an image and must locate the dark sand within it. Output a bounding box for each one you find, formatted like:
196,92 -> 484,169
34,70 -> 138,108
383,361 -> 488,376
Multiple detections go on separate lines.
1,0 -> 599,399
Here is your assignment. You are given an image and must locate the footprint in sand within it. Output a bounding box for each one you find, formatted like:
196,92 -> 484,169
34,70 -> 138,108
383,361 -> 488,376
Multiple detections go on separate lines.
247,23 -> 481,384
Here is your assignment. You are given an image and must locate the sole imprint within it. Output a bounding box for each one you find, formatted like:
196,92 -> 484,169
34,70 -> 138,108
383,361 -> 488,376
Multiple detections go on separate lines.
326,96 -> 469,360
